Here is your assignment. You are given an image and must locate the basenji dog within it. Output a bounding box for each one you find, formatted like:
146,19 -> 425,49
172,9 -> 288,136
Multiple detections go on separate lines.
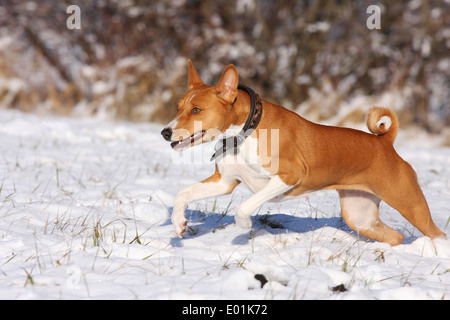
161,60 -> 446,246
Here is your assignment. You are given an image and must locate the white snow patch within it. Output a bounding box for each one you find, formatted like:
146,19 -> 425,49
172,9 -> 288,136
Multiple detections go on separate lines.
0,109 -> 448,300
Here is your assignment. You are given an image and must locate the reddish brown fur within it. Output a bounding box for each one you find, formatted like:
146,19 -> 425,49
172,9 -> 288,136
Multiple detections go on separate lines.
164,61 -> 446,244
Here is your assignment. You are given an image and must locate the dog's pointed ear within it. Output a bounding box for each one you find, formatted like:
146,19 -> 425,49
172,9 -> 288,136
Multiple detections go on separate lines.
216,64 -> 239,104
188,59 -> 204,89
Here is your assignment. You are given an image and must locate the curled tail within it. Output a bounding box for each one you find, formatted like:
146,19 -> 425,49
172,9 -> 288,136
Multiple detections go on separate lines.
366,107 -> 398,144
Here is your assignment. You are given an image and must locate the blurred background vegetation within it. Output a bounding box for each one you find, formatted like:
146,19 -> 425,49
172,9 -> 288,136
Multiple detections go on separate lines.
0,0 -> 448,137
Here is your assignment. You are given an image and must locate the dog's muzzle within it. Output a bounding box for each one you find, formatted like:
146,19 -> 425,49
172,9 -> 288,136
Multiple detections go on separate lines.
161,128 -> 172,141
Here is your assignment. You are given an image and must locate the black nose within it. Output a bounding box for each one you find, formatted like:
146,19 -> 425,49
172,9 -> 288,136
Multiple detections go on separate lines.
161,128 -> 172,141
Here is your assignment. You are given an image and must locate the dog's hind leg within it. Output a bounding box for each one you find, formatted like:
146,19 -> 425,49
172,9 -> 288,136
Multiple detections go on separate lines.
338,190 -> 404,246
372,162 -> 446,241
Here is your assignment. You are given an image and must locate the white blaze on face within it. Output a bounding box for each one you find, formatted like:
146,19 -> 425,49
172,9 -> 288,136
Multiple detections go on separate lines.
165,91 -> 199,132
166,118 -> 178,131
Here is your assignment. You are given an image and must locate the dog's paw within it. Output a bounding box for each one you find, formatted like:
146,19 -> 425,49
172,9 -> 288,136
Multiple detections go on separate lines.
235,214 -> 252,229
171,214 -> 187,238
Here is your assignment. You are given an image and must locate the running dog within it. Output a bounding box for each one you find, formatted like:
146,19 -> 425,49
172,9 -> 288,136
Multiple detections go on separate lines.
161,60 -> 446,245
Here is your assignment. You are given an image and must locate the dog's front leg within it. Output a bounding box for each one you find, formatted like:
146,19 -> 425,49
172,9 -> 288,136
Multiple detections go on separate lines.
172,172 -> 240,237
235,175 -> 293,228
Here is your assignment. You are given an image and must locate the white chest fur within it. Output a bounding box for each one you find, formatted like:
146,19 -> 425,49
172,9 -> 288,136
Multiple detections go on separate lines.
217,136 -> 273,194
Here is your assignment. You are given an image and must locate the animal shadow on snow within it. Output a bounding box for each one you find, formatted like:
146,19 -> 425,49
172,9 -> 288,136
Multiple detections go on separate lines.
165,208 -> 358,246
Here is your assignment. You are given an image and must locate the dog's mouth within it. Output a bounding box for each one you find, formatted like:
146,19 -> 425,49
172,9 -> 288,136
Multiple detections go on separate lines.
171,130 -> 206,150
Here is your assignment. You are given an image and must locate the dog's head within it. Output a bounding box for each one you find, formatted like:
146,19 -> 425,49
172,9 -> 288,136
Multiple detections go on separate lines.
161,60 -> 239,151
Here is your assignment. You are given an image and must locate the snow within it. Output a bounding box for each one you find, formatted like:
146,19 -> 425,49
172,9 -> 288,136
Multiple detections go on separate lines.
0,109 -> 448,300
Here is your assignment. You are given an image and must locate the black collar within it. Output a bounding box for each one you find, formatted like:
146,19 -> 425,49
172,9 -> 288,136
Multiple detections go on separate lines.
210,84 -> 263,161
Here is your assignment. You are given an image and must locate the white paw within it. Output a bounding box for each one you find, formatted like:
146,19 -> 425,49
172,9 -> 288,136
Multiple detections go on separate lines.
235,214 -> 252,229
171,211 -> 187,238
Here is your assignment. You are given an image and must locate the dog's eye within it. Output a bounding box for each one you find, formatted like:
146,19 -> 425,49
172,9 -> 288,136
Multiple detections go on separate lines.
191,107 -> 202,114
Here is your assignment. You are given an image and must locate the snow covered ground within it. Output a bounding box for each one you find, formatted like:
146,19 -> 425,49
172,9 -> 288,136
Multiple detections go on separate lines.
0,109 -> 448,300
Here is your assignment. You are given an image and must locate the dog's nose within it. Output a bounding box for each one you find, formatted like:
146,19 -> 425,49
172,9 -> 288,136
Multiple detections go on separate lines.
161,128 -> 172,141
